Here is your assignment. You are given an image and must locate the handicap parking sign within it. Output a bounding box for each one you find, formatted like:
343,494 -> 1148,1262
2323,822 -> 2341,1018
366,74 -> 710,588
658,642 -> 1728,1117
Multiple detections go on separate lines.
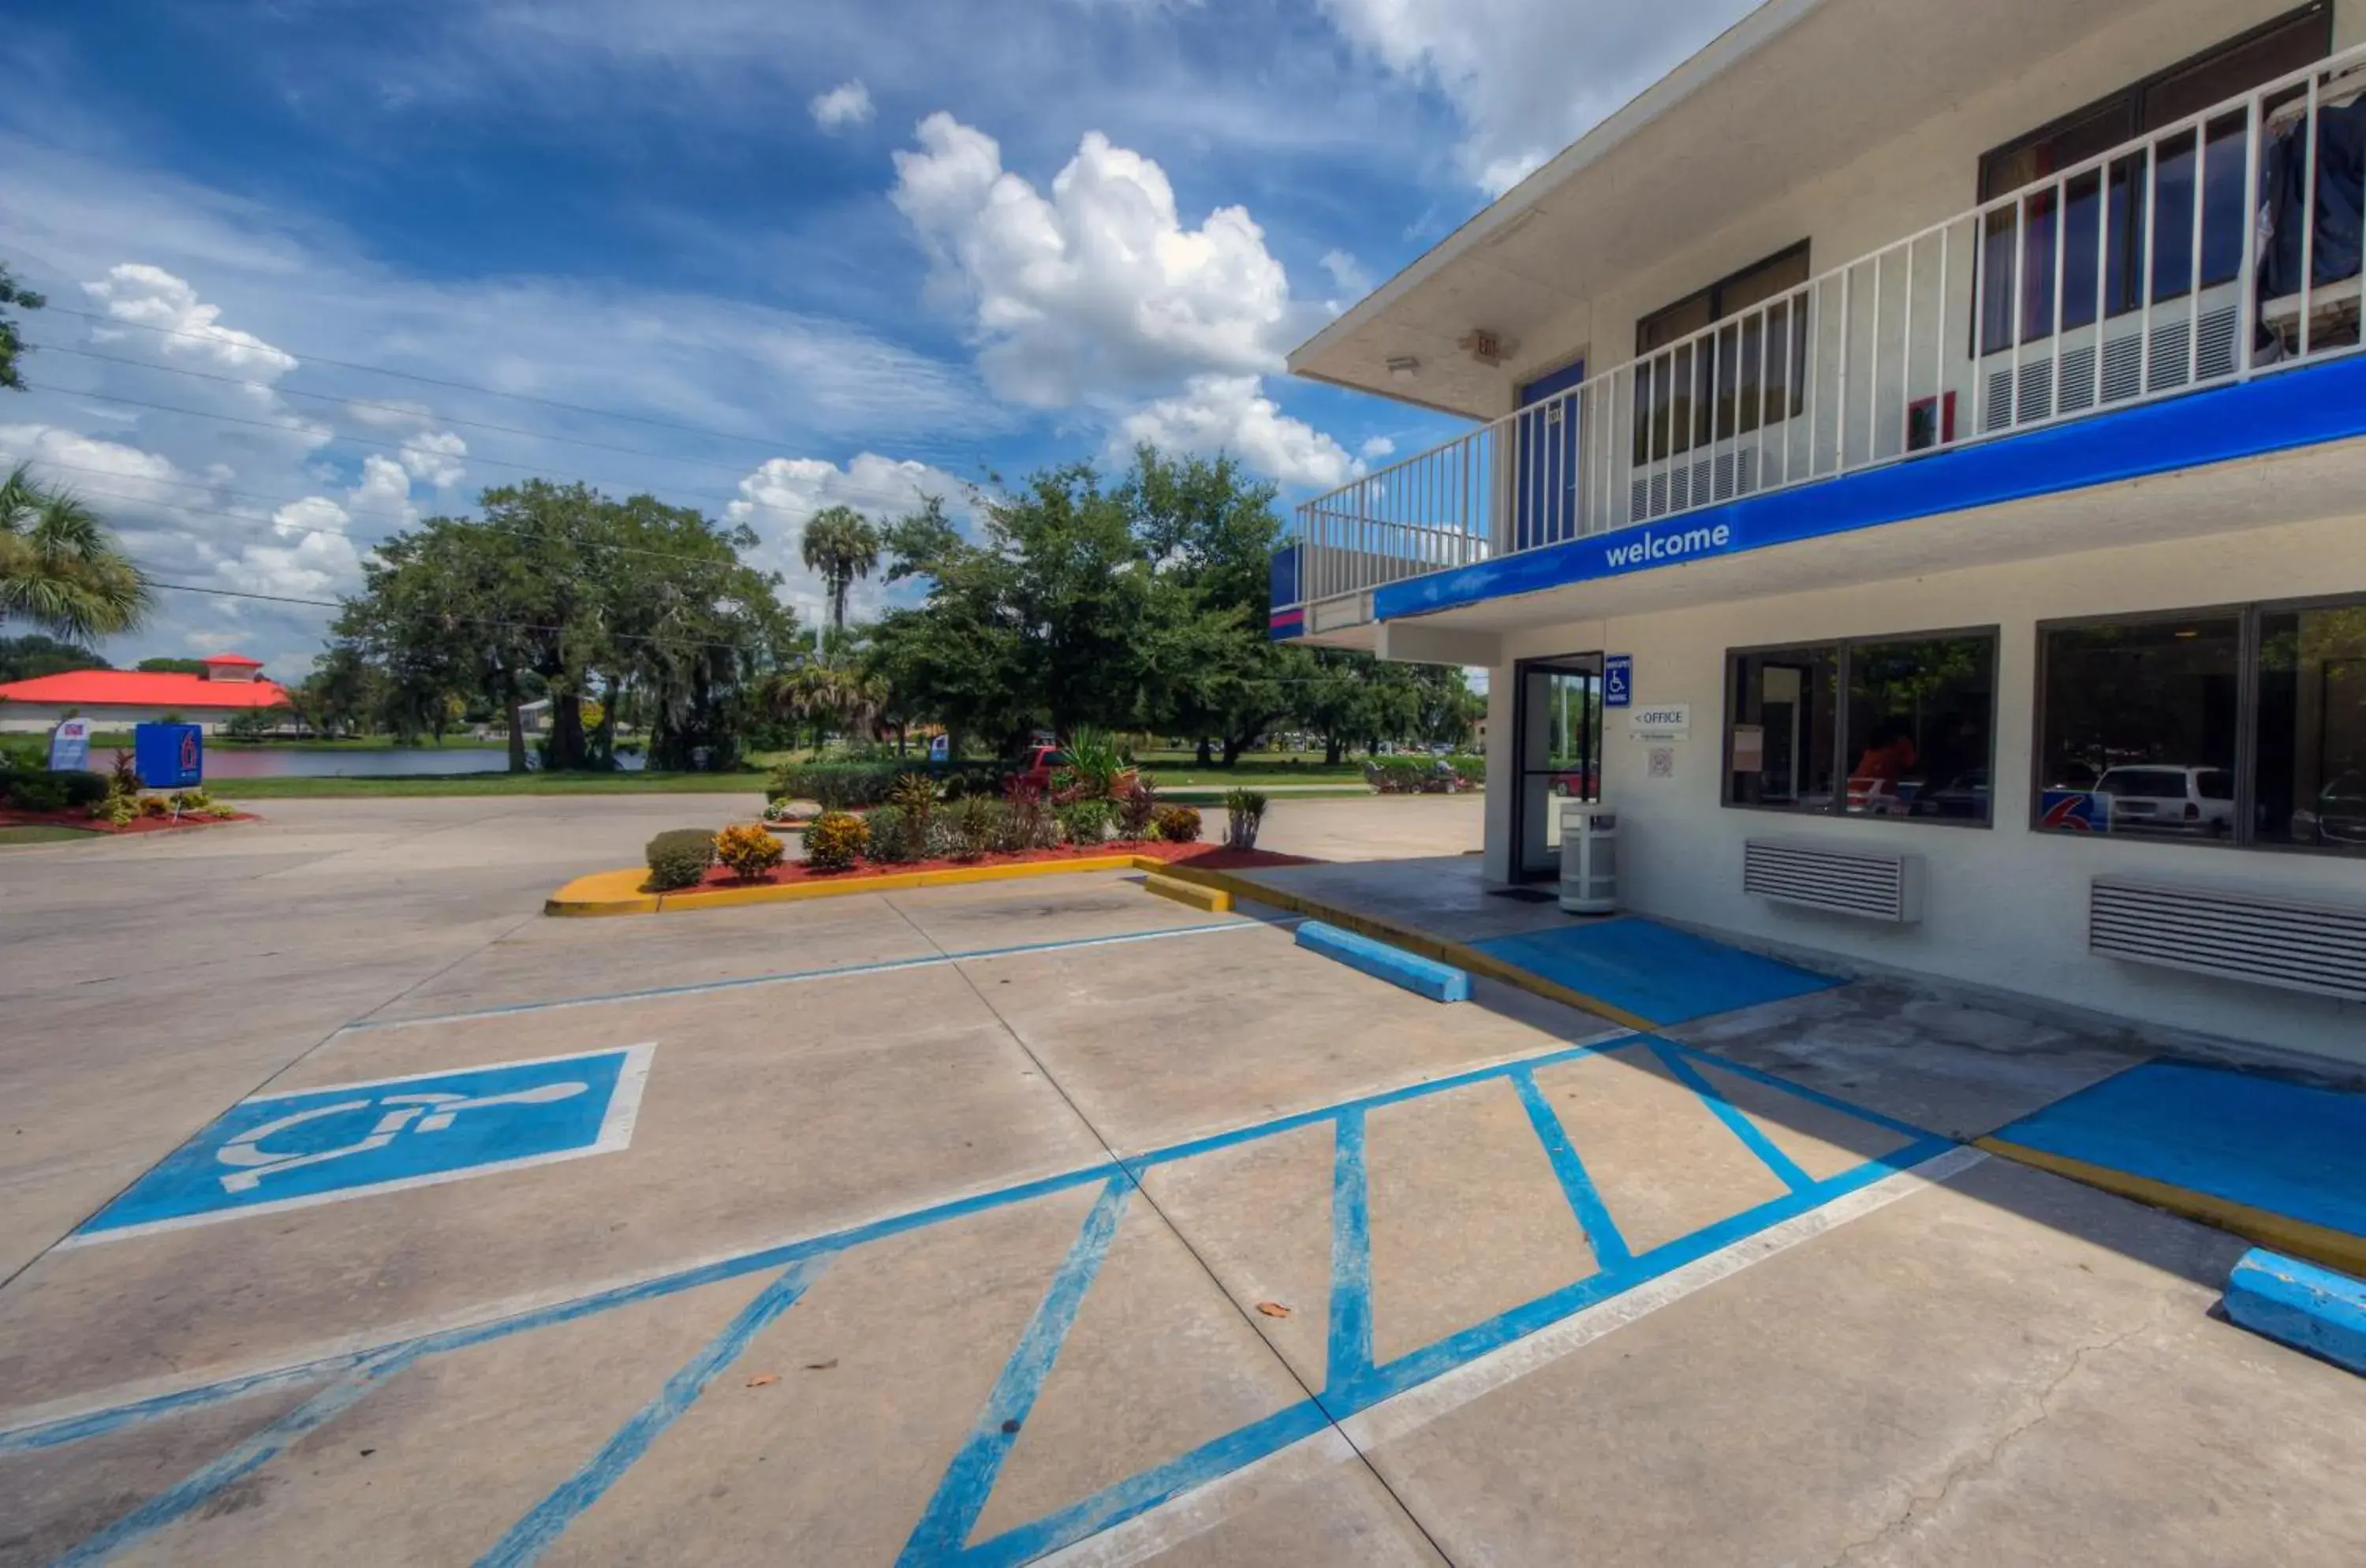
1603,654 -> 1633,708
71,1045 -> 654,1245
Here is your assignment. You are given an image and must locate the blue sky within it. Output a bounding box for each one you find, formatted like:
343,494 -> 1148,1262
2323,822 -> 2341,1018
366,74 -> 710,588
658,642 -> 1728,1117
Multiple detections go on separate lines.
0,0 -> 1752,670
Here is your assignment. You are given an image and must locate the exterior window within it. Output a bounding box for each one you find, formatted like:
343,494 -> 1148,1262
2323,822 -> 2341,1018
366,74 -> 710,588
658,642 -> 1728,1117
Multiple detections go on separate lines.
1633,244 -> 1812,466
2036,597 -> 2365,856
1726,631 -> 1995,825
1975,4 -> 2329,355
2256,603 -> 2366,850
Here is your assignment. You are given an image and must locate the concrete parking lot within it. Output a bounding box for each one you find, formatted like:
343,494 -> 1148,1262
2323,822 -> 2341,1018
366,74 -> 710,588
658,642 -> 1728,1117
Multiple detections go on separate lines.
3,796 -> 2361,1566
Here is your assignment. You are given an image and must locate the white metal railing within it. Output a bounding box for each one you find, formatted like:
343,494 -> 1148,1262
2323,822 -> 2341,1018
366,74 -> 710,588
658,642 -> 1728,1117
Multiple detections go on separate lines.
1286,42 -> 2366,616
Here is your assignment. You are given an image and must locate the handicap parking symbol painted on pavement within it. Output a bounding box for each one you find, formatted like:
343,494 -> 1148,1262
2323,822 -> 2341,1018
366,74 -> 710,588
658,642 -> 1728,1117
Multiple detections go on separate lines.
70,1045 -> 655,1245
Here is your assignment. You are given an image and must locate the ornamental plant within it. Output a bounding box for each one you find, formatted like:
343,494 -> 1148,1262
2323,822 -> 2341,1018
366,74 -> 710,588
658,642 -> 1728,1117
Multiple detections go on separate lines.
804,810 -> 869,872
1223,788 -> 1269,850
644,827 -> 717,891
712,821 -> 786,883
1115,780 -> 1158,841
1151,803 -> 1203,843
1058,798 -> 1114,846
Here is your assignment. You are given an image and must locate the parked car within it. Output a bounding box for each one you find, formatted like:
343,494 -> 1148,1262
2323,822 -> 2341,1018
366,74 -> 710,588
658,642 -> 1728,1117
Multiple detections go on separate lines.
1007,742 -> 1068,792
1548,765 -> 1599,797
2093,764 -> 2235,837
2289,771 -> 2366,846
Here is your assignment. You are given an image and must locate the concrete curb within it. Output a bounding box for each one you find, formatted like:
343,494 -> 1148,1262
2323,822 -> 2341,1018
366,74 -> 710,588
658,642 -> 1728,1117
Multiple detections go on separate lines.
547,853 -> 1158,917
1149,863 -> 1659,1032
2223,1248 -> 2366,1375
1975,1136 -> 2366,1278
1142,873 -> 1231,913
1296,920 -> 1472,1002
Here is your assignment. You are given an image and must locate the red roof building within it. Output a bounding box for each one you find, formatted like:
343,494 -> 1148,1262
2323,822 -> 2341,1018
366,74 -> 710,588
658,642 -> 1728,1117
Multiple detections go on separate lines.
0,653 -> 293,734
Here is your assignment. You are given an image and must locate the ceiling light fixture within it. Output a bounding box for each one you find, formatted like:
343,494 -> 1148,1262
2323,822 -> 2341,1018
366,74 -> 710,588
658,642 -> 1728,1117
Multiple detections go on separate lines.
1385,356 -> 1421,381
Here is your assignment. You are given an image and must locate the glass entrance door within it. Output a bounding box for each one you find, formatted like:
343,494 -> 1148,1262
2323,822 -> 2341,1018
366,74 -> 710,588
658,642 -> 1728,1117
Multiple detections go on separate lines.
1512,654 -> 1604,881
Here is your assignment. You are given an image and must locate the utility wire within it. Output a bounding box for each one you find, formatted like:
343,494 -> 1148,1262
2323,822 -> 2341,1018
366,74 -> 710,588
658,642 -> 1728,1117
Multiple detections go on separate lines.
24,338 -> 976,509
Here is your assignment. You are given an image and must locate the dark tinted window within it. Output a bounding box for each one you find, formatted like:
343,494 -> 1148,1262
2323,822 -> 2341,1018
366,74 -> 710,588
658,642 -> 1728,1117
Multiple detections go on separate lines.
1844,637 -> 1996,823
2037,616 -> 2240,837
2255,603 -> 2366,852
1727,645 -> 1839,812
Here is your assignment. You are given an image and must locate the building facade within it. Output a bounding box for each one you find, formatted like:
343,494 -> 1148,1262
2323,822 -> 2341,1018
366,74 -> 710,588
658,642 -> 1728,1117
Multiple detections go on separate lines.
0,653 -> 293,734
1277,0 -> 2366,1066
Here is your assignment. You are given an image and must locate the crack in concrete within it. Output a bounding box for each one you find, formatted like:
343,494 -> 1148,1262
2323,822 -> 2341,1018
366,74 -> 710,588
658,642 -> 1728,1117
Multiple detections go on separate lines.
1823,1294 -> 2181,1567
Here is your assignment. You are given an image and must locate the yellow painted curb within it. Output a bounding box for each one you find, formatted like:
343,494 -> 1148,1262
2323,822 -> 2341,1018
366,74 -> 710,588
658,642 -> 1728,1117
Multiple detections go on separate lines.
1149,864 -> 1659,1034
1976,1136 -> 2366,1278
1143,872 -> 1231,913
545,853 -> 1166,917
544,868 -> 663,917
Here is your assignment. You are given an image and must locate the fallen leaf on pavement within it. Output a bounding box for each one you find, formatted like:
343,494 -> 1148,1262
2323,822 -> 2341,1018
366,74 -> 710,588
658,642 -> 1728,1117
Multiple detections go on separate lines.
1256,1301 -> 1293,1318
804,1357 -> 838,1371
745,1372 -> 779,1387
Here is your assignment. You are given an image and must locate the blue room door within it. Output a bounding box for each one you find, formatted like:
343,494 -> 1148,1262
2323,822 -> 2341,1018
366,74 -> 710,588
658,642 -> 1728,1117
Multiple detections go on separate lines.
1513,359 -> 1586,552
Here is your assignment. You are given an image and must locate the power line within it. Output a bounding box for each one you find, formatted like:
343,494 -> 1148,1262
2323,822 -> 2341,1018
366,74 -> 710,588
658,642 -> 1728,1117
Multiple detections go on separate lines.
25,338 -> 980,508
18,379 -> 956,519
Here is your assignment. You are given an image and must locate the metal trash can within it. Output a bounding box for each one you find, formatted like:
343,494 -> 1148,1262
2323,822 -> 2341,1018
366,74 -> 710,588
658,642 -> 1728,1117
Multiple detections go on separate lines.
1558,801 -> 1618,915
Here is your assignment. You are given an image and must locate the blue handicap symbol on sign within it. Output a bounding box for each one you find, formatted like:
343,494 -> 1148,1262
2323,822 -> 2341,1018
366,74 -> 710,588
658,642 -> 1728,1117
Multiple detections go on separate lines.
1603,654 -> 1633,708
72,1045 -> 654,1245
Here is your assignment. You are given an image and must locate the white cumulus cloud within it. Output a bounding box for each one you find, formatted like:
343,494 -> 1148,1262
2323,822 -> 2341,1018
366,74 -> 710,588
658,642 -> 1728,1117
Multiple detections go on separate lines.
397,429 -> 469,490
1317,0 -> 1758,192
83,262 -> 300,380
809,79 -> 875,132
1117,374 -> 1359,490
890,111 -> 1296,405
1359,435 -> 1396,461
726,452 -> 973,627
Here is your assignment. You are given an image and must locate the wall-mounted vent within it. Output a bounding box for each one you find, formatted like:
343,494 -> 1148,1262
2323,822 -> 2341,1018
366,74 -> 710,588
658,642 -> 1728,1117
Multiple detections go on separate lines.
2089,877 -> 2366,1001
1744,840 -> 1925,924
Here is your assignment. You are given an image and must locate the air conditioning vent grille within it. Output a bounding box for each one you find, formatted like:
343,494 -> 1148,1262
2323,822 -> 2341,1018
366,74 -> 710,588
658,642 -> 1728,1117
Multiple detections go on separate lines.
1745,840 -> 1924,923
2088,877 -> 2366,1001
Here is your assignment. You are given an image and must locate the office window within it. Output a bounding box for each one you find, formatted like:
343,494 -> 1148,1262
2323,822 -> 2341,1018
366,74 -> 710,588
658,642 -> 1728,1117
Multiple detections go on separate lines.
1726,631 -> 1995,824
2036,615 -> 2241,838
1974,5 -> 2329,355
2256,603 -> 2366,851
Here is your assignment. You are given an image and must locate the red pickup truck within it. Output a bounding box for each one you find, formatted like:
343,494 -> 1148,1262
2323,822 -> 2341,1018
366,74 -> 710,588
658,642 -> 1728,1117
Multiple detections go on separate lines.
1004,744 -> 1139,797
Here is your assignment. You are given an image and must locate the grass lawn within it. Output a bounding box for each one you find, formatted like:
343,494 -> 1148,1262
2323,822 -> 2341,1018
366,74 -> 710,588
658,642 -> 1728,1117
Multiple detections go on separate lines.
209,771 -> 768,799
0,824 -> 99,846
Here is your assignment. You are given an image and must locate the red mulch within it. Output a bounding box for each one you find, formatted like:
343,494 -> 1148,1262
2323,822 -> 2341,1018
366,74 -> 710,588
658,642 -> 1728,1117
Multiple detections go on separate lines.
0,807 -> 259,836
690,838 -> 1313,890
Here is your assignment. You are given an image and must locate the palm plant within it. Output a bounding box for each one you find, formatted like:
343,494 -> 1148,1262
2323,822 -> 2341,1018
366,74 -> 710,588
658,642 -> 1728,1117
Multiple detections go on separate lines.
0,465 -> 151,640
800,506 -> 882,636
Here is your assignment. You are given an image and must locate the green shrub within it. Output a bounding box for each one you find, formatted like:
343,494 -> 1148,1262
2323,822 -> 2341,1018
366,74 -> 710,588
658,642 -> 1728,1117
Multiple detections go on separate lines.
804,811 -> 868,872
947,795 -> 1002,861
59,770 -> 108,807
92,793 -> 137,828
862,804 -> 927,863
2,773 -> 70,812
1223,788 -> 1269,850
1151,803 -> 1203,843
1114,781 -> 1158,840
1058,798 -> 1114,846
713,821 -> 786,883
1447,754 -> 1487,786
644,827 -> 718,890
1053,726 -> 1126,801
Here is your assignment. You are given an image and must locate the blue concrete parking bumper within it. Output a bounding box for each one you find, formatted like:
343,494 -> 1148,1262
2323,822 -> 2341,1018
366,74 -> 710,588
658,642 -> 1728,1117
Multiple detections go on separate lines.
1295,920 -> 1472,1002
2224,1249 -> 2366,1376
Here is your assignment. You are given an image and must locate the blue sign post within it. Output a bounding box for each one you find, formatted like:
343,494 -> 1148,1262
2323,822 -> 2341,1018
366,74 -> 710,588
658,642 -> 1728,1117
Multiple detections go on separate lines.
47,717 -> 92,771
133,722 -> 204,789
1603,654 -> 1633,708
69,1044 -> 655,1245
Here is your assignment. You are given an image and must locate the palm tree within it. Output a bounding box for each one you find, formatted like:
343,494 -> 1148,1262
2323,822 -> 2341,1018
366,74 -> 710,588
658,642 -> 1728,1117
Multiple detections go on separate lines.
800,506 -> 881,636
764,662 -> 853,751
0,465 -> 151,640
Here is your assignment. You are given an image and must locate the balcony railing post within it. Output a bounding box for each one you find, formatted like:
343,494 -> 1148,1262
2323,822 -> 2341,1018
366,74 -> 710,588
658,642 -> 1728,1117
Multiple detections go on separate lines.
2238,95 -> 2263,378
2301,72 -> 2320,360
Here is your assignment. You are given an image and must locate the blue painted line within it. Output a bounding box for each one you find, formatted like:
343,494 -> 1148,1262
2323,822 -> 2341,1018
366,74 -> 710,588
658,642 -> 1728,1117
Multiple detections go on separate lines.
51,1349 -> 416,1566
8,1028 -> 1935,1464
477,1255 -> 829,1567
955,1399 -> 1335,1566
1294,920 -> 1472,1002
1648,1040 -> 1816,1193
1651,1037 -> 1939,1141
898,1176 -> 1131,1565
1509,1068 -> 1632,1267
1349,1133 -> 1959,1407
2223,1248 -> 2366,1376
1325,1108 -> 1375,1396
345,918 -> 1276,1032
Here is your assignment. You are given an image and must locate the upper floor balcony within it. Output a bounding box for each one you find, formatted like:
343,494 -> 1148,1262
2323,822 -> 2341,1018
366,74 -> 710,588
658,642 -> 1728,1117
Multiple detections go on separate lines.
1274,34 -> 2366,646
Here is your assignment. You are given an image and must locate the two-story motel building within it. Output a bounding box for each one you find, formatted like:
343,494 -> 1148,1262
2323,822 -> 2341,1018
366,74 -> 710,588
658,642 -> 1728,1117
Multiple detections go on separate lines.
1277,0 -> 2366,1067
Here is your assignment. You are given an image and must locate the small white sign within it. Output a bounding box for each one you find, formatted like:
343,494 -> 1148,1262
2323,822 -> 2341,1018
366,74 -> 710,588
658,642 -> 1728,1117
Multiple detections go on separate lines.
1627,704 -> 1691,741
1648,747 -> 1676,779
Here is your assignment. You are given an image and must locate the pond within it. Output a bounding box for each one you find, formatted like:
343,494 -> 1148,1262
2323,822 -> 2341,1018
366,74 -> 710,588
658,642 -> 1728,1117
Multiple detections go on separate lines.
200,747 -> 647,778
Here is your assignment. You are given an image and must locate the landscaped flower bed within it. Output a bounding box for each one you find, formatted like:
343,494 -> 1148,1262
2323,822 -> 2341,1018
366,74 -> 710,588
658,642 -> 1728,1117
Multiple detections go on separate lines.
665,838 -> 1309,893
0,806 -> 258,837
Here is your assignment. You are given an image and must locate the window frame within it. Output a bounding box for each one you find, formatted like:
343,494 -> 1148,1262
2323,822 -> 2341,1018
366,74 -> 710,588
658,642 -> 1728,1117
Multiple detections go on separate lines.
2029,592 -> 2366,857
1721,624 -> 2001,830
1634,240 -> 1812,357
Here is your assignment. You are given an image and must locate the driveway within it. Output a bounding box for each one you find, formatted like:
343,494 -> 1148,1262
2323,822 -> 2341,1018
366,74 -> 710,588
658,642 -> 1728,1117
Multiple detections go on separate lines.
2,795 -> 2359,1566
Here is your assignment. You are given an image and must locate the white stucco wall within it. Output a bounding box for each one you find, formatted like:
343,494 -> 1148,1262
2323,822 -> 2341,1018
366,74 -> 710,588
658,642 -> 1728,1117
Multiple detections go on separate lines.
0,705 -> 264,736
1480,508 -> 2366,1066
1504,0 -> 2350,403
